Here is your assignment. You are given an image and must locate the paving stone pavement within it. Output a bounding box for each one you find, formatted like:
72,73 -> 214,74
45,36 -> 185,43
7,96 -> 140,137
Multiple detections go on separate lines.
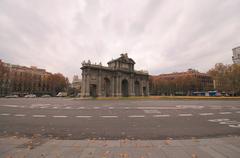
0,136 -> 240,158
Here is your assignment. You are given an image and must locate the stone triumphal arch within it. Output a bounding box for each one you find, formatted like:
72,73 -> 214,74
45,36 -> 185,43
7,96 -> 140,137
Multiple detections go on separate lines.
81,53 -> 149,97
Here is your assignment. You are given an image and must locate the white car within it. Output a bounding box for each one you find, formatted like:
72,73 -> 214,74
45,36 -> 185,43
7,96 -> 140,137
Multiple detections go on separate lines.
24,94 -> 36,98
5,95 -> 18,98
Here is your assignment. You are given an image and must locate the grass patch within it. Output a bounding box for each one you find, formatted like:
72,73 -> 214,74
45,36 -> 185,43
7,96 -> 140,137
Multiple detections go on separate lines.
76,96 -> 240,100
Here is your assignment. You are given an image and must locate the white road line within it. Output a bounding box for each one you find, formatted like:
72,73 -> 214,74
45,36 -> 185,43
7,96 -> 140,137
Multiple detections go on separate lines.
128,115 -> 145,118
108,107 -> 114,109
15,114 -> 25,117
75,116 -> 92,118
208,118 -> 230,122
53,107 -> 58,109
219,112 -> 232,115
0,113 -> 10,116
64,107 -> 72,109
2,105 -> 18,108
77,107 -> 85,109
100,115 -> 118,118
229,124 -> 240,128
179,114 -> 193,116
199,113 -> 214,116
32,115 -> 46,117
124,107 -> 129,109
236,111 -> 240,113
52,115 -> 68,118
153,114 -> 170,117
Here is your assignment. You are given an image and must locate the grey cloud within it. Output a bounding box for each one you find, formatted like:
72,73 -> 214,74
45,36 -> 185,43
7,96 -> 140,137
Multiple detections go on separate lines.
0,0 -> 240,81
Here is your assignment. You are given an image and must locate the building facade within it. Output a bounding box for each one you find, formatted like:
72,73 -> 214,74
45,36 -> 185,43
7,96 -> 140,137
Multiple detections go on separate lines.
81,54 -> 149,97
232,46 -> 240,64
1,63 -> 53,96
150,69 -> 213,95
0,59 -> 57,97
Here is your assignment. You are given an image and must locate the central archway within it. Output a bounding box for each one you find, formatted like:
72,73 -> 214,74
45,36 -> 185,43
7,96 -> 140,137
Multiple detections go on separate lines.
122,79 -> 128,97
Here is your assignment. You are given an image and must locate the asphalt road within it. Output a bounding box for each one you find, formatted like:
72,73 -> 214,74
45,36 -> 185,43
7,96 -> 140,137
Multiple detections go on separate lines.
0,98 -> 239,140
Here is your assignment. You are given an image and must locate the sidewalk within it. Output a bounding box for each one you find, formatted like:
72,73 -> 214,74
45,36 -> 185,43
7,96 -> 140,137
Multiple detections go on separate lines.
1,136 -> 240,158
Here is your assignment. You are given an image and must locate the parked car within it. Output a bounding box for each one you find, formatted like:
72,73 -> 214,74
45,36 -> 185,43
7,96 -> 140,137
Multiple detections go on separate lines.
5,95 -> 19,98
56,92 -> 67,97
24,94 -> 36,98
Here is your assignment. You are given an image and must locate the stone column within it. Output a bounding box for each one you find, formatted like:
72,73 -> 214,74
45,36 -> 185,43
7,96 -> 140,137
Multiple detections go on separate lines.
119,75 -> 122,96
116,75 -> 119,96
130,77 -> 135,96
81,72 -> 85,97
146,80 -> 150,96
85,73 -> 90,97
140,80 -> 144,96
98,72 -> 102,97
111,76 -> 115,96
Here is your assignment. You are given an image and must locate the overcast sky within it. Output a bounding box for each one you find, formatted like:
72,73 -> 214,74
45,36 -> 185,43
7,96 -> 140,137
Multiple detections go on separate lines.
0,0 -> 240,81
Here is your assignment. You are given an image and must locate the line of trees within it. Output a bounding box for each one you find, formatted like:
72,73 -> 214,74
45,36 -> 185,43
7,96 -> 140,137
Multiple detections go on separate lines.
207,63 -> 240,96
150,63 -> 240,96
150,73 -> 212,96
0,60 -> 69,97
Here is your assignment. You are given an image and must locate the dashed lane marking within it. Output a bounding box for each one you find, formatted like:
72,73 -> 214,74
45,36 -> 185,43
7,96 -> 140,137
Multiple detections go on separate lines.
52,115 -> 68,118
53,107 -> 58,109
77,107 -> 85,109
153,114 -> 170,117
124,107 -> 129,109
219,121 -> 240,125
143,110 -> 161,114
128,115 -> 145,118
229,124 -> 240,128
199,113 -> 214,116
137,107 -> 179,110
75,116 -> 92,118
100,115 -> 118,118
1,105 -> 19,108
64,107 -> 72,109
219,112 -> 232,115
32,115 -> 46,117
0,113 -> 10,116
179,114 -> 193,116
108,107 -> 114,109
14,114 -> 25,117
